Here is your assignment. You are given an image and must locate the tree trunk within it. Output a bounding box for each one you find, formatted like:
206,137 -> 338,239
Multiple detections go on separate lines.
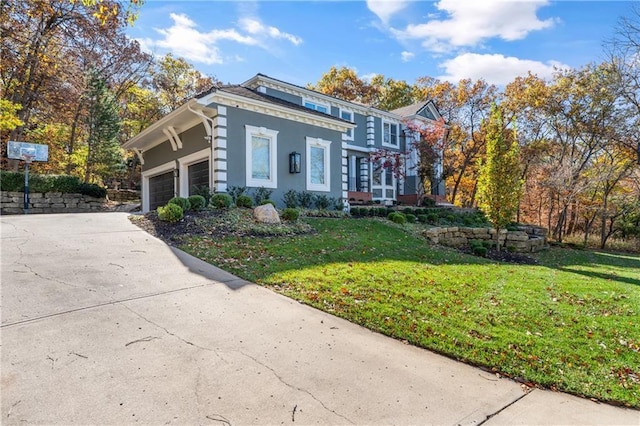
599,189 -> 609,249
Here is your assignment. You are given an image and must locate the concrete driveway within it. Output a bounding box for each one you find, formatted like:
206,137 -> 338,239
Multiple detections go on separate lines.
1,213 -> 637,425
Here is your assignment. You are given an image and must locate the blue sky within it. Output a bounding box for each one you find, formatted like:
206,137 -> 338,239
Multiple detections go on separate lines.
127,1 -> 634,87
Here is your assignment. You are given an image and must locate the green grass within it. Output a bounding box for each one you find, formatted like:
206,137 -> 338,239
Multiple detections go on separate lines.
180,215 -> 640,408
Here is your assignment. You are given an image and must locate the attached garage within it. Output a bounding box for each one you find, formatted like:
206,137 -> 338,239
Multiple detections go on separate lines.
149,171 -> 175,210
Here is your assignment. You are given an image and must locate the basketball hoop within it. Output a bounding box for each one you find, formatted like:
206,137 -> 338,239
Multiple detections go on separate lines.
21,154 -> 35,164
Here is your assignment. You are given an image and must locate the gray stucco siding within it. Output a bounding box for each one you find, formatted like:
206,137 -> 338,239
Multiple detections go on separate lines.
142,125 -> 209,171
264,87 -> 302,105
350,113 -> 368,148
224,107 -> 344,207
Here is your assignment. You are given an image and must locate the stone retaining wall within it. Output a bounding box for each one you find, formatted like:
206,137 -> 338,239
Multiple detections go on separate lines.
107,189 -> 140,202
423,225 -> 548,253
1,191 -> 108,215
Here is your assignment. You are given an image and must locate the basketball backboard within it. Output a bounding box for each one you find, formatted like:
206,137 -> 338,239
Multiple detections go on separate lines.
7,141 -> 49,162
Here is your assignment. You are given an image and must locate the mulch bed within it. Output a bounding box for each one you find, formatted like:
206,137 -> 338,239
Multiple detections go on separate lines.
130,210 -> 219,245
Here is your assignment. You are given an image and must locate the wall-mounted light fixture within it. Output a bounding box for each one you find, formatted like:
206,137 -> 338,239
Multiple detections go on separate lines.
289,151 -> 301,173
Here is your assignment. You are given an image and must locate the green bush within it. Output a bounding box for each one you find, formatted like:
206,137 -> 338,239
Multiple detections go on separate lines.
78,183 -> 107,198
210,193 -> 233,209
157,203 -> 183,222
188,195 -> 206,211
53,175 -> 82,193
482,240 -> 495,249
473,246 -> 488,257
260,199 -> 276,207
403,207 -> 414,215
283,189 -> 299,208
168,196 -> 191,212
281,208 -> 300,222
421,197 -> 436,207
236,195 -> 253,208
297,191 -> 314,208
190,185 -> 211,206
0,171 -> 23,191
406,214 -> 417,223
426,213 -> 439,224
417,214 -> 428,223
252,187 -> 273,206
388,212 -> 407,224
227,186 -> 247,204
315,194 -> 330,210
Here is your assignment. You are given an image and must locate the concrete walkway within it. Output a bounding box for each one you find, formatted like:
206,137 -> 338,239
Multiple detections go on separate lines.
1,213 -> 637,425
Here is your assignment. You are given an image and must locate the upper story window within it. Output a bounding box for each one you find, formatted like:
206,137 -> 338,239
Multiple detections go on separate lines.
382,121 -> 399,147
340,109 -> 354,140
303,99 -> 329,114
245,125 -> 278,188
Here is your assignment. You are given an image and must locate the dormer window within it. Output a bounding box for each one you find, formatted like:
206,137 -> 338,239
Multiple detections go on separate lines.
303,99 -> 329,114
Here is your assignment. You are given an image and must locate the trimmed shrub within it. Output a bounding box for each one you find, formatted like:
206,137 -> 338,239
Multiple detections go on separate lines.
236,195 -> 253,208
283,189 -> 299,208
252,187 -> 273,206
315,194 -> 331,210
168,196 -> 191,212
210,193 -> 233,209
188,195 -> 206,211
406,214 -> 417,223
281,208 -> 300,222
417,214 -> 428,223
78,183 -> 107,198
473,246 -> 488,257
0,171 -> 23,191
53,175 -> 82,193
260,199 -> 276,207
421,197 -> 436,207
297,191 -> 314,208
426,213 -> 439,224
190,185 -> 211,206
403,207 -> 414,215
227,186 -> 247,204
157,203 -> 183,222
387,212 -> 407,224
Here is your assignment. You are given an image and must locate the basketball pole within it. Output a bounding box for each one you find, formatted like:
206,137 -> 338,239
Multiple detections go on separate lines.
24,160 -> 29,214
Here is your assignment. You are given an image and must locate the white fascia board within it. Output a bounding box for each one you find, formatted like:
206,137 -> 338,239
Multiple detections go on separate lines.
204,90 -> 355,133
123,100 -> 196,150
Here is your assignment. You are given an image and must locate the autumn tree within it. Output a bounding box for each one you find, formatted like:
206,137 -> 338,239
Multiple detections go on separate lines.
476,105 -> 523,251
307,66 -> 377,105
151,54 -> 217,114
84,70 -> 122,183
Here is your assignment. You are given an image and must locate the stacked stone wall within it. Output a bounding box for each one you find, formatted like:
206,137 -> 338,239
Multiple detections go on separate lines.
1,191 -> 108,214
423,225 -> 547,253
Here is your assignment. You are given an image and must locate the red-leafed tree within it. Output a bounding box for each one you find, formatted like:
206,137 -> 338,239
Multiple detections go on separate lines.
368,118 -> 447,204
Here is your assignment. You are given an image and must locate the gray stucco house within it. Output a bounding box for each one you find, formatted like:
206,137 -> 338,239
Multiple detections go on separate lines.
123,73 -> 445,212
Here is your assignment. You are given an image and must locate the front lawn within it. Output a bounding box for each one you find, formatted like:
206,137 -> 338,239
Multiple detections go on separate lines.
179,214 -> 640,408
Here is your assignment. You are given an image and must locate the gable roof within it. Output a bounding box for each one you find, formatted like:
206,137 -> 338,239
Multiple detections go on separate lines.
391,100 -> 442,122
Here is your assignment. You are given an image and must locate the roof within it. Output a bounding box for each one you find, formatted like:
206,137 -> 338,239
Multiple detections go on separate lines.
391,100 -> 441,121
217,85 -> 352,125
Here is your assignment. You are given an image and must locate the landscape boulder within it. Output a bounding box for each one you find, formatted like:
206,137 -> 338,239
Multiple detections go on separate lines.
254,204 -> 281,224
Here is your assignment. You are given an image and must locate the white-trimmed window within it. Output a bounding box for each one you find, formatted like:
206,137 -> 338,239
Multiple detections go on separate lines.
303,99 -> 330,114
382,121 -> 399,147
340,109 -> 354,140
306,137 -> 331,192
246,125 -> 278,188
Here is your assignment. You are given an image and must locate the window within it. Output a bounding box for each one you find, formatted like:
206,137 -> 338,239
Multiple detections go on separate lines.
306,137 -> 331,192
245,125 -> 278,188
303,99 -> 329,114
340,109 -> 354,140
382,121 -> 399,147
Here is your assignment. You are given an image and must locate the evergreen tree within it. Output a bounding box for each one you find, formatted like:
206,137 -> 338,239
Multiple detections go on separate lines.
84,70 -> 123,184
477,104 -> 523,251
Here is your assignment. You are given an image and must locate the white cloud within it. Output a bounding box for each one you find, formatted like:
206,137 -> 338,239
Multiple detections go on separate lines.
139,12 -> 302,65
401,51 -> 415,62
366,0 -> 411,24
238,17 -> 303,46
393,0 -> 556,50
437,53 -> 568,85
